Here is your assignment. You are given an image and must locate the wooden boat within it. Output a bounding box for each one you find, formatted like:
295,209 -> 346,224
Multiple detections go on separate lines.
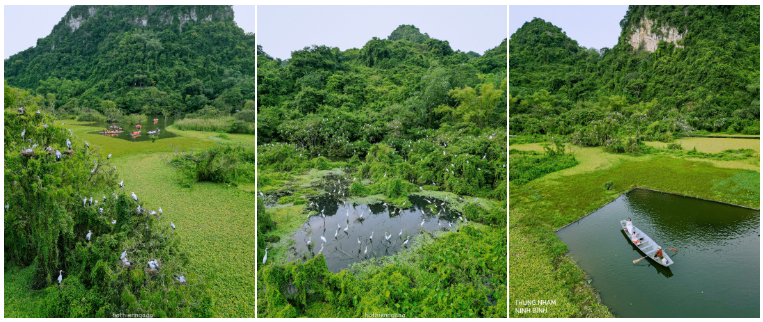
620,220 -> 674,267
98,131 -> 123,134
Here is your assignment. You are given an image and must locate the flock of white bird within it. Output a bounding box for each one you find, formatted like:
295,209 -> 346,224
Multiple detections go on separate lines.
19,120 -> 187,286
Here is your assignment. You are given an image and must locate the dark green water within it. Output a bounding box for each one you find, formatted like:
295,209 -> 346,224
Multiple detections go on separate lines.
85,116 -> 177,142
556,189 -> 759,318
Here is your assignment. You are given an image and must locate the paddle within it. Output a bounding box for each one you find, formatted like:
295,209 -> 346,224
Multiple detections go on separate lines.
632,249 -> 678,264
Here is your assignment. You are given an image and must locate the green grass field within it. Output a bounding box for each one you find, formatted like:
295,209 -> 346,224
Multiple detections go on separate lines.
4,119 -> 256,318
509,138 -> 759,318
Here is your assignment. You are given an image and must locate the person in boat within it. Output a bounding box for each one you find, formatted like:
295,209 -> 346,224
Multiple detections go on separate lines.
626,218 -> 633,235
630,232 -> 641,245
654,247 -> 667,264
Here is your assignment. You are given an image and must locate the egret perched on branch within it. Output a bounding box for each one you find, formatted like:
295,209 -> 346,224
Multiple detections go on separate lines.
66,139 -> 71,150
58,270 -> 63,284
56,150 -> 61,161
170,222 -> 176,230
148,260 -> 159,270
108,154 -> 112,159
86,230 -> 92,241
121,250 -> 127,260
119,180 -> 124,188
174,275 -> 187,283
131,192 -> 138,202
21,129 -> 25,139
419,186 -> 423,191
112,220 -> 117,224
259,191 -> 264,198
263,247 -> 270,264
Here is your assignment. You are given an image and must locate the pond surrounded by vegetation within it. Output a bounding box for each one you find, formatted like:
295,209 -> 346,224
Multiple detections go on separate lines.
287,195 -> 464,273
83,115 -> 178,142
556,189 -> 759,318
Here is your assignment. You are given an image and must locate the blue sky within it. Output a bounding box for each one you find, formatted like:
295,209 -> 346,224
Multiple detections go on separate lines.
4,5 -> 257,59
510,5 -> 628,50
258,5 -> 507,60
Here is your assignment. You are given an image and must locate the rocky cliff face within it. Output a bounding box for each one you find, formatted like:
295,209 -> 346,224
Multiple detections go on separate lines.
628,18 -> 685,52
57,5 -> 233,34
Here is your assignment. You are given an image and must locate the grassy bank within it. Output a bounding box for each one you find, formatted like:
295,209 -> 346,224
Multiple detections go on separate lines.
4,118 -> 256,318
509,138 -> 759,318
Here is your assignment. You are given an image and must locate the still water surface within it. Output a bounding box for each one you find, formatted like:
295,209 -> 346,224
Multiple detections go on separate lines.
289,194 -> 462,273
557,189 -> 759,318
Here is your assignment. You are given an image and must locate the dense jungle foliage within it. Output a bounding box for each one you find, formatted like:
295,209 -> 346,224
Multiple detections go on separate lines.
258,24 -> 508,199
4,87 -> 212,317
4,5 -> 256,117
509,5 -> 760,143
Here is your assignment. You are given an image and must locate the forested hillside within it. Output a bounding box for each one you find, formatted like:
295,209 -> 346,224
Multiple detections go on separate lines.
509,5 -> 760,140
4,5 -> 256,115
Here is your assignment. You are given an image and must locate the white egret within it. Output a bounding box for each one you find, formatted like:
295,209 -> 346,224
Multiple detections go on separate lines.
108,154 -> 112,159
307,236 -> 312,246
158,207 -> 162,214
421,219 -> 425,227
119,180 -> 124,188
86,230 -> 92,241
357,237 -> 361,244
56,150 -> 61,161
120,250 -> 127,259
85,141 -> 89,149
21,129 -> 25,139
58,270 -> 63,284
344,225 -> 349,232
321,235 -> 327,243
66,138 -> 71,150
263,247 -> 269,264
399,228 -> 403,236
319,243 -> 324,254
403,237 -> 409,246
99,208 -> 103,214
131,192 -> 138,201
112,220 -> 117,224
335,229 -> 338,238
369,231 -> 373,240
385,232 -> 391,241
103,195 -> 106,202
170,222 -> 176,230
148,260 -> 159,270
364,246 -> 368,255
174,275 -> 187,283
83,198 -> 87,207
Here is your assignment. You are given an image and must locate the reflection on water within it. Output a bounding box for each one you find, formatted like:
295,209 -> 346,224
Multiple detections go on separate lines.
85,116 -> 178,142
557,189 -> 759,318
288,195 -> 463,273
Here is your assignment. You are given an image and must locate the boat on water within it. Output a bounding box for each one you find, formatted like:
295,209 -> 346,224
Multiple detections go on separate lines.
620,220 -> 674,267
98,131 -> 124,134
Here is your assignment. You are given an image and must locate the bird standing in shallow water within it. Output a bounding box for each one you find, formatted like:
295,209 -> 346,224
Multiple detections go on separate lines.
399,228 -> 403,237
321,235 -> 327,243
307,236 -> 312,246
403,237 -> 409,246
